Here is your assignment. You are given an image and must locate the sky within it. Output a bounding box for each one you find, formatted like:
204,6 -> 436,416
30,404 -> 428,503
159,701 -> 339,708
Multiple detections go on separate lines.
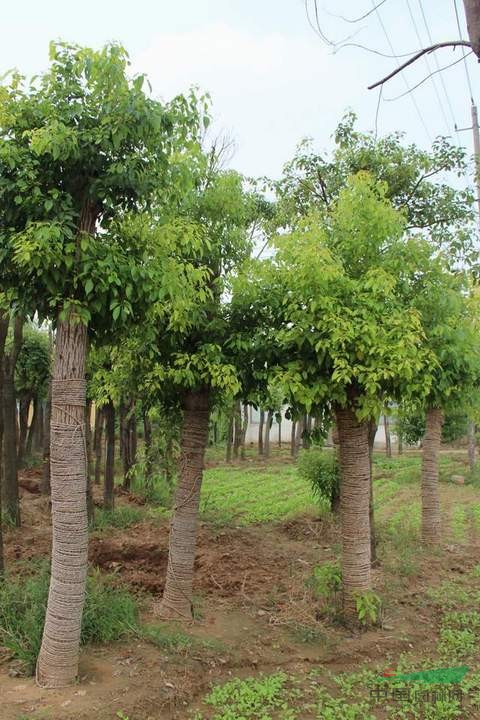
1,0 -> 478,181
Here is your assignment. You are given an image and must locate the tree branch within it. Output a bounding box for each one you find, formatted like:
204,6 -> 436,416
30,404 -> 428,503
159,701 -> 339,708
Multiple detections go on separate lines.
368,41 -> 472,90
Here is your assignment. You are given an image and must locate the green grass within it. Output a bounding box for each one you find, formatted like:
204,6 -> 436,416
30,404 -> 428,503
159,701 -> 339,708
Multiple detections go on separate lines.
0,562 -> 138,675
201,464 -> 321,525
91,505 -> 145,531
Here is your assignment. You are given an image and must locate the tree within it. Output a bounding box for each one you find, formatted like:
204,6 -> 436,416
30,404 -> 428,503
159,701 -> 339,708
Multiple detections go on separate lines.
15,324 -> 50,466
232,173 -> 436,622
2,315 -> 23,526
0,42 -> 204,687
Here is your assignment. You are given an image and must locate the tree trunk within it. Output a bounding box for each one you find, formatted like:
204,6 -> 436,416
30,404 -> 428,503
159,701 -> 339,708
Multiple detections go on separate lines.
264,409 -> 273,458
368,419 -> 378,565
93,407 -> 103,486
468,420 -> 476,472
26,396 -> 40,458
17,395 -> 31,467
121,400 -> 133,489
226,404 -> 234,463
2,315 -> 23,527
258,409 -> 265,456
85,400 -> 94,524
143,409 -> 153,485
156,389 -> 210,619
278,415 -> 282,448
303,414 -> 312,449
335,402 -> 371,623
384,414 -> 392,457
290,420 -> 297,457
240,403 -> 248,460
36,315 -> 89,688
40,382 -> 52,496
421,407 -> 444,545
0,312 -> 9,578
398,428 -> 403,455
104,401 -> 115,511
331,421 -> 341,514
293,416 -> 303,458
233,399 -> 242,460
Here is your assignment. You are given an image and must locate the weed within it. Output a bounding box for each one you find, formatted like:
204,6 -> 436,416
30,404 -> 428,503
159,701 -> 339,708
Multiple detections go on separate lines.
0,563 -> 138,675
92,506 -> 144,531
355,590 -> 382,626
196,672 -> 292,719
316,688 -> 375,720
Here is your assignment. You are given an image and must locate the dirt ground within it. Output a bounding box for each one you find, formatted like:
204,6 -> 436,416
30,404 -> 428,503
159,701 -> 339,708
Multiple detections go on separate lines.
1,462 -> 479,719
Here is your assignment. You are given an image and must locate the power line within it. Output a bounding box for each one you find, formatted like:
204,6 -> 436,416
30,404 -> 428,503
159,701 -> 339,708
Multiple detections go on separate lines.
307,1 -> 428,59
453,0 -> 475,102
405,0 -> 451,135
325,0 -> 390,24
382,51 -> 473,102
372,1 -> 432,142
416,0 -> 461,144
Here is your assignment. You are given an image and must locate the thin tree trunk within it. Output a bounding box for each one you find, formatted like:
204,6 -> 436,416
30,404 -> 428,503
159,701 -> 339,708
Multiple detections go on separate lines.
293,416 -> 303,458
17,395 -> 31,467
278,415 -> 282,447
226,404 -> 234,463
398,427 -> 403,455
233,399 -> 242,459
3,315 -> 23,527
36,401 -> 45,452
40,381 -> 52,496
290,420 -> 297,457
143,409 -> 153,485
104,400 -> 115,511
121,400 -> 133,489
0,312 -> 9,578
85,400 -> 94,524
421,407 -> 444,545
303,414 -> 312,449
264,409 -> 273,458
36,314 -> 89,688
335,402 -> 371,623
331,421 -> 341,513
26,396 -> 40,458
368,419 -> 378,565
258,409 -> 265,456
468,420 -> 476,472
240,403 -> 248,460
156,389 -> 210,619
93,407 -> 103,486
384,414 -> 392,457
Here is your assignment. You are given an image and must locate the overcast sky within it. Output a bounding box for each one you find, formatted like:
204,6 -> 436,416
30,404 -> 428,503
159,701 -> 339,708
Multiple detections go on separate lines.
2,1 -> 477,180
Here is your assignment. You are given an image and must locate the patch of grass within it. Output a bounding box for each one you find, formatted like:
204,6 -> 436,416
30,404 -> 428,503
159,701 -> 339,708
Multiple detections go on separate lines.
0,563 -> 138,675
201,464 -> 321,526
92,506 -> 145,531
451,506 -> 467,542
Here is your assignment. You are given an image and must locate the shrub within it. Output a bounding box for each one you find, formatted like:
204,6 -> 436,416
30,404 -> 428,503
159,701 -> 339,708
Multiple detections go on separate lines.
297,449 -> 340,511
0,563 -> 138,675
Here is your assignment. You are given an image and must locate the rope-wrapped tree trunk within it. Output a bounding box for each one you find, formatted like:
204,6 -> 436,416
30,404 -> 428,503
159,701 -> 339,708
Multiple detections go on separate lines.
36,316 -> 88,687
335,402 -> 371,623
155,389 -> 210,619
421,406 -> 444,545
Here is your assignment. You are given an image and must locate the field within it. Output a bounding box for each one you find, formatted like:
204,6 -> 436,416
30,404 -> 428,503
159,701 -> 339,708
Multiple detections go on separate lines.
2,446 -> 480,720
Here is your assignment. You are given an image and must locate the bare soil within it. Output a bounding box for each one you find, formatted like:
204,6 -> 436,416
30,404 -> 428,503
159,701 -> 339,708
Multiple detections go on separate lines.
1,464 -> 479,719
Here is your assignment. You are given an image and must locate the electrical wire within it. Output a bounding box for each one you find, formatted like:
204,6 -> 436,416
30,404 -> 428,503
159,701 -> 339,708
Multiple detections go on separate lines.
324,0 -> 389,24
372,0 -> 432,142
382,51 -> 473,101
405,0 -> 451,135
453,0 -> 475,102
417,0 -> 461,144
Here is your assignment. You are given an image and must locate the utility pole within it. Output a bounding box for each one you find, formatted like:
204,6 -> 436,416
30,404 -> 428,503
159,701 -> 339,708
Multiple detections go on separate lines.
468,101 -> 479,471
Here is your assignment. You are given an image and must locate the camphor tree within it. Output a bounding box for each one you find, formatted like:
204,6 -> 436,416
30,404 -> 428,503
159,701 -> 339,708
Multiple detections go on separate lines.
273,113 -> 476,558
411,273 -> 480,545
232,173 -> 435,623
0,42 -> 204,687
113,164 -> 255,619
